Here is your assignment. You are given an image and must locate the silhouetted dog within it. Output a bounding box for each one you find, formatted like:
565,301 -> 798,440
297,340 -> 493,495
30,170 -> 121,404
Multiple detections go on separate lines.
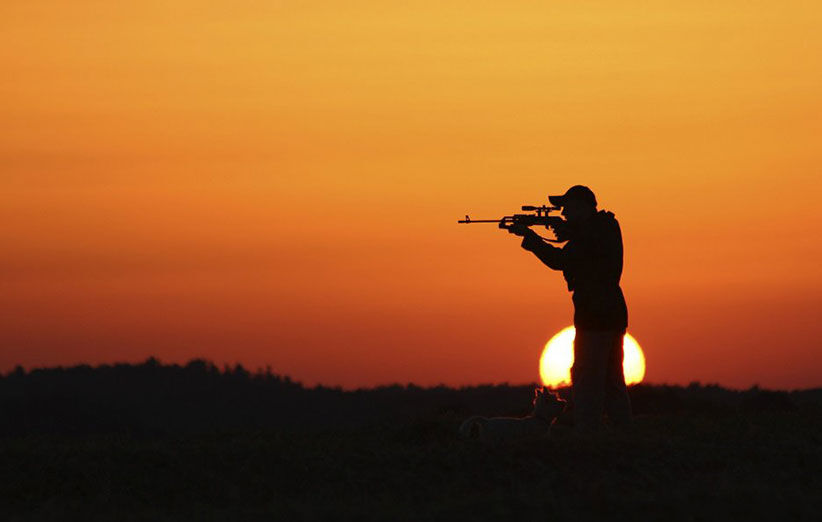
459,387 -> 566,445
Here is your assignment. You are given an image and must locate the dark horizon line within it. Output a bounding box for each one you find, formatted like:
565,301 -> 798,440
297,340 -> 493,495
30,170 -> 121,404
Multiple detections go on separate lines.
4,356 -> 820,394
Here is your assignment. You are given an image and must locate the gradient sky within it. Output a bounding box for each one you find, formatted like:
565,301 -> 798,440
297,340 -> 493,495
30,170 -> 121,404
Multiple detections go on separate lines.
2,1 -> 821,389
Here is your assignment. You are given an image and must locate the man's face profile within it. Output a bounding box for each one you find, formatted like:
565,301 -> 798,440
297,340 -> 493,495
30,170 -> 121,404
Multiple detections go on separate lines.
560,199 -> 594,224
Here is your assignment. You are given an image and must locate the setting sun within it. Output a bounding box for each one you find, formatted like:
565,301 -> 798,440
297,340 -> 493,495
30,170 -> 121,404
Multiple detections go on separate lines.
539,327 -> 646,388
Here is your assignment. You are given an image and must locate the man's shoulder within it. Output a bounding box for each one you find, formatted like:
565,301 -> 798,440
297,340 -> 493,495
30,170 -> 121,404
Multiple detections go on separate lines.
576,211 -> 621,248
593,210 -> 621,233
586,210 -> 619,236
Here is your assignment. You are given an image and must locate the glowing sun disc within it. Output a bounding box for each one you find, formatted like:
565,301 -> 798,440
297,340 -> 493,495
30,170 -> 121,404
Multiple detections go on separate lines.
539,326 -> 646,388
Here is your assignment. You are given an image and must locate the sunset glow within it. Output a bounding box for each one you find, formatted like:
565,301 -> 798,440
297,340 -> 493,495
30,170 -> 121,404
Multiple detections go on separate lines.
540,327 -> 646,389
1,1 -> 821,389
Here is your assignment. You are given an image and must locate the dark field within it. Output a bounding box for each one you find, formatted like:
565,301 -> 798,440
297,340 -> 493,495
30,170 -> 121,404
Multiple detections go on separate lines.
1,360 -> 821,521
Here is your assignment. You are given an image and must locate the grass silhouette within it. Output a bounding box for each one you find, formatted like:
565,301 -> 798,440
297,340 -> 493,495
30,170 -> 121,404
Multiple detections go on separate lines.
1,358 -> 820,520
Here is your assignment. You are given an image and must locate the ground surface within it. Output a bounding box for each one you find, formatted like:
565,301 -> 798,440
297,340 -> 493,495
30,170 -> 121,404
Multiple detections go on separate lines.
1,361 -> 820,521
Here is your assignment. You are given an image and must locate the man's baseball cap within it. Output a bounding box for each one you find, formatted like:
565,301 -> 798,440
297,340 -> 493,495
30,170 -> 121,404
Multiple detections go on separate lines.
548,185 -> 597,208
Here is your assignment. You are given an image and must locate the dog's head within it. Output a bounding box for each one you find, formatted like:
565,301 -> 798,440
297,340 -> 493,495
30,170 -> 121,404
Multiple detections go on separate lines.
533,386 -> 566,419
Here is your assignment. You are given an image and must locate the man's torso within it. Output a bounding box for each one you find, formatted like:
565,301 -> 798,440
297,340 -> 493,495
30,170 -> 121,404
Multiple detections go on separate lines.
562,210 -> 628,331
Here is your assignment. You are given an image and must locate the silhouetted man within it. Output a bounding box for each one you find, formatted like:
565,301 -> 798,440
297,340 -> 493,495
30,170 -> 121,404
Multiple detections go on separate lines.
507,185 -> 632,431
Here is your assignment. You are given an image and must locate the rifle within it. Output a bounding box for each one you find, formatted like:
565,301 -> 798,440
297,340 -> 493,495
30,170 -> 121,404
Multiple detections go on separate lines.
458,205 -> 569,242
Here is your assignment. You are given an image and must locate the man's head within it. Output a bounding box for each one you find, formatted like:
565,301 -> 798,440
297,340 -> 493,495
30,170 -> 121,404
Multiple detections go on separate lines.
549,185 -> 597,224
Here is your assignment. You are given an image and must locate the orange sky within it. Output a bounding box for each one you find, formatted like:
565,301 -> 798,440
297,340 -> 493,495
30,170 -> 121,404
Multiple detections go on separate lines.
2,1 -> 821,389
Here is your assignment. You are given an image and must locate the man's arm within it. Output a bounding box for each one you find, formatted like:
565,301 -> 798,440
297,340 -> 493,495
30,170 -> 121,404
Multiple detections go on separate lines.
520,229 -> 565,271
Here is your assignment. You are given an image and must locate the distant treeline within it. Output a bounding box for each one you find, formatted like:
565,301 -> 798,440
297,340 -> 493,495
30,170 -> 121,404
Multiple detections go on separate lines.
0,358 -> 817,437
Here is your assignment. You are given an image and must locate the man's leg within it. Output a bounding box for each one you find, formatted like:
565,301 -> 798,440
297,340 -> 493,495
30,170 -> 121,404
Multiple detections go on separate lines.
571,330 -> 610,432
604,330 -> 632,426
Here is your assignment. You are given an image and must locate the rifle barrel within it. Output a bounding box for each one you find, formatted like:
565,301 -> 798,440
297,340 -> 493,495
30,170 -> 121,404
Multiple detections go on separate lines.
457,218 -> 502,224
